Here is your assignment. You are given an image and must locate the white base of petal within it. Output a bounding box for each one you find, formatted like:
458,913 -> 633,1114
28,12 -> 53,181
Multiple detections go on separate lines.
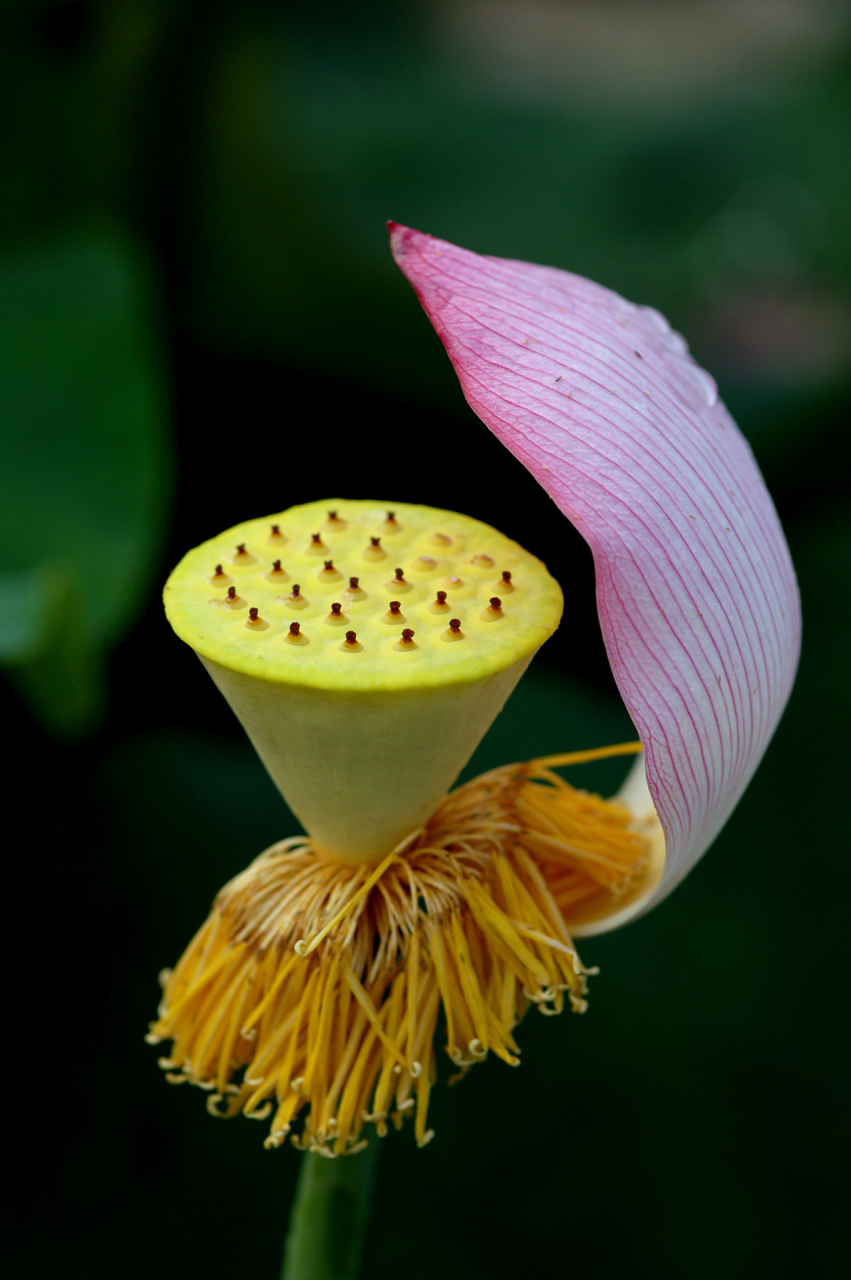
570,754 -> 665,937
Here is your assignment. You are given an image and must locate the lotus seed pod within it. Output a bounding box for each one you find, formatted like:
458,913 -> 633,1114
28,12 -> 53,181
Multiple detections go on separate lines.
164,499 -> 563,863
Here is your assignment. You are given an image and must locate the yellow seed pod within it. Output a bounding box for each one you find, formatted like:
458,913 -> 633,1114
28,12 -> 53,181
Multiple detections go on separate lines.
164,499 -> 563,863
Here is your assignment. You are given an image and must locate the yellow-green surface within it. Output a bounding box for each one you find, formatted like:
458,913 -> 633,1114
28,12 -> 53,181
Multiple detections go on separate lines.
164,500 -> 563,692
164,500 -> 563,861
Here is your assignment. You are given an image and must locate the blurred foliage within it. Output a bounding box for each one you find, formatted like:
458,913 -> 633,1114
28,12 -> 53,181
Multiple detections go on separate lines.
0,230 -> 169,733
187,3 -> 851,449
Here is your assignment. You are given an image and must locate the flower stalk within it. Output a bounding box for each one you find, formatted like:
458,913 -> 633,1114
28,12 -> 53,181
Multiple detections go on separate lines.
282,1143 -> 379,1280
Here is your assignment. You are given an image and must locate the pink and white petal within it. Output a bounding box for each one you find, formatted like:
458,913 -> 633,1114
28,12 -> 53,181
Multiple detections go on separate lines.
390,224 -> 800,924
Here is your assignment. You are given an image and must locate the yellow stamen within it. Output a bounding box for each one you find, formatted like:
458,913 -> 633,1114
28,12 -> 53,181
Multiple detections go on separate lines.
150,742 -> 651,1154
293,829 -> 421,957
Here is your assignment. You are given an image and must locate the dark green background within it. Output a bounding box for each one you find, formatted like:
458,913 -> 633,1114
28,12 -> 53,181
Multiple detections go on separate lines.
3,3 -> 849,1277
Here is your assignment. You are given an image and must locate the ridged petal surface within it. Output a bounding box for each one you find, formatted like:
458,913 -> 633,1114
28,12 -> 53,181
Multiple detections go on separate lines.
390,224 -> 800,910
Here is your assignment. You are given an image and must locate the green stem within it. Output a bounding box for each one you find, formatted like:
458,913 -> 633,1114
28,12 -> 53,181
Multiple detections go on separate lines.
281,1142 -> 380,1280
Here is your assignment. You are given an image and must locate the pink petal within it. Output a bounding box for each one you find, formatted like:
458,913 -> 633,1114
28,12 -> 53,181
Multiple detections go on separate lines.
390,224 -> 800,914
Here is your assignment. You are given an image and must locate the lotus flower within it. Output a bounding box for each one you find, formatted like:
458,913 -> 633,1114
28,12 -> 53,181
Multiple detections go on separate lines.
390,223 -> 800,929
148,230 -> 799,1160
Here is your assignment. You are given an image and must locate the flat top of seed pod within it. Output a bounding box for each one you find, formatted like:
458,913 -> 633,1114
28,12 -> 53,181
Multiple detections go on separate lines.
164,500 -> 563,692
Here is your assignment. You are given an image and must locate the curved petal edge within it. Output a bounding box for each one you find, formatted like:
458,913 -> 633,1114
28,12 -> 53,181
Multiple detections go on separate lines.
390,223 -> 801,923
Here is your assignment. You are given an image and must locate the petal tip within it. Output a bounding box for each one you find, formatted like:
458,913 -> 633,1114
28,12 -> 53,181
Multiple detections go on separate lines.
388,222 -> 438,267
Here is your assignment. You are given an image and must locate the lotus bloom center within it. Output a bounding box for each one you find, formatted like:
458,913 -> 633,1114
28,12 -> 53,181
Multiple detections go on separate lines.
151,500 -> 661,1154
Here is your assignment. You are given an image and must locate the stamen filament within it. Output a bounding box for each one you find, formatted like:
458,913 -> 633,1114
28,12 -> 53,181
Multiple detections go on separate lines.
295,828 -> 424,957
532,741 -> 642,769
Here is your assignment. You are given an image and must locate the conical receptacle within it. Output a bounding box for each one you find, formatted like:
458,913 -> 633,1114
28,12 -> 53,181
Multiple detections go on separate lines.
164,499 -> 563,863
